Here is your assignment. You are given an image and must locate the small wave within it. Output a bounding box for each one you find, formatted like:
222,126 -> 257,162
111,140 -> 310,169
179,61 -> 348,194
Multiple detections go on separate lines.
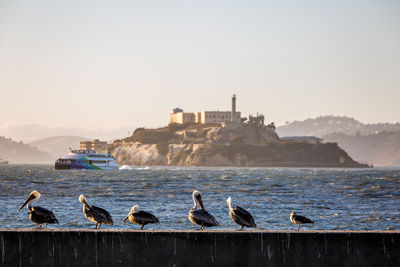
119,165 -> 133,170
135,167 -> 150,170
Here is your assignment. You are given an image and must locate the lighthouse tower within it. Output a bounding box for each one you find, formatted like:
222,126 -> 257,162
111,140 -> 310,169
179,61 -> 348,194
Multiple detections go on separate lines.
231,94 -> 236,123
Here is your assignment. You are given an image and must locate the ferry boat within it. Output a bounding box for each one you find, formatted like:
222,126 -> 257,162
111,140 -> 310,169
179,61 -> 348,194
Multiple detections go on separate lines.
55,149 -> 119,170
0,157 -> 8,164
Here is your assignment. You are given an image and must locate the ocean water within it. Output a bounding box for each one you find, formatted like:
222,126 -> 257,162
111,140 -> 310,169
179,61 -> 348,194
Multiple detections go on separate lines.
0,165 -> 399,231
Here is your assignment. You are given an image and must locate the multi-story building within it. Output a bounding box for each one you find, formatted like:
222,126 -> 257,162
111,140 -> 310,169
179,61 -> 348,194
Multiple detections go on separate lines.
80,139 -> 110,153
170,95 -> 241,125
197,111 -> 241,124
170,110 -> 196,124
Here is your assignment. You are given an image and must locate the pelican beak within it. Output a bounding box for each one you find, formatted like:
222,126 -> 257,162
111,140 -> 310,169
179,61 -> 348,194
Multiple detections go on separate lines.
81,199 -> 89,207
123,214 -> 130,223
197,195 -> 205,211
17,194 -> 35,212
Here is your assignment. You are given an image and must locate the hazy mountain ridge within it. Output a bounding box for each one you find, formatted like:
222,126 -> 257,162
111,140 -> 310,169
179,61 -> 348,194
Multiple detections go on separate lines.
0,136 -> 54,163
324,131 -> 400,166
0,123 -> 132,143
29,136 -> 88,158
277,116 -> 400,166
277,116 -> 400,137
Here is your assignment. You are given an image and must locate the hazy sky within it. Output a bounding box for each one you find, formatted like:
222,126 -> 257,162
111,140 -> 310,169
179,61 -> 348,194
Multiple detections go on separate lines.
1,1 -> 399,136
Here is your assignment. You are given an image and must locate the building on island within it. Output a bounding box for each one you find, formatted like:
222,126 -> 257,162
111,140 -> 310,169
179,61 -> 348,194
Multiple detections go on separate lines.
248,113 -> 265,127
169,94 -> 277,132
170,94 -> 241,125
280,136 -> 323,144
80,139 -> 110,153
197,111 -> 241,124
170,109 -> 196,124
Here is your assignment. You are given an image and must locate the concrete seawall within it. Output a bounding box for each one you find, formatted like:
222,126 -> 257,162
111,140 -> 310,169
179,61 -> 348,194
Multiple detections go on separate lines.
0,230 -> 399,267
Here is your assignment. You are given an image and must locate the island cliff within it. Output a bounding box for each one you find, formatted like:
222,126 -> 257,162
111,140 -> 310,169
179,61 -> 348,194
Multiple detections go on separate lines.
111,123 -> 368,168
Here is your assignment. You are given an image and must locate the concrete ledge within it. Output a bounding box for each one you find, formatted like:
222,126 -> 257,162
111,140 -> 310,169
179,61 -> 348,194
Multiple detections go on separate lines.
1,230 -> 399,266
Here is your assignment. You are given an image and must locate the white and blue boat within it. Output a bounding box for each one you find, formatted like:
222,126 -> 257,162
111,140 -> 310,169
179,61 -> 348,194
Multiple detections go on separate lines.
55,149 -> 119,170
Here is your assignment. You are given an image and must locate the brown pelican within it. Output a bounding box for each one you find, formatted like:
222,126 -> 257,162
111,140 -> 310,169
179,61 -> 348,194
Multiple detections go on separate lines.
290,212 -> 314,231
227,197 -> 256,230
79,195 -> 113,229
188,190 -> 219,230
17,191 -> 58,229
123,205 -> 159,230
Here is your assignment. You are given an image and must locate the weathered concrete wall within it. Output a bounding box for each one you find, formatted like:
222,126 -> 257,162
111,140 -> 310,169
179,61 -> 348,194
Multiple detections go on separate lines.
0,230 -> 399,267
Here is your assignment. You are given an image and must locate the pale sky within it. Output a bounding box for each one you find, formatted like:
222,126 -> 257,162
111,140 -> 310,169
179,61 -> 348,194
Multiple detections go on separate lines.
1,1 -> 399,139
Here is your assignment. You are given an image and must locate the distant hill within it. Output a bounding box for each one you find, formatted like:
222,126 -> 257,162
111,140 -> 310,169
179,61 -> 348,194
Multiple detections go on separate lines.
277,116 -> 400,137
0,136 -> 54,163
0,123 -> 132,143
324,132 -> 400,166
276,116 -> 400,166
29,136 -> 87,158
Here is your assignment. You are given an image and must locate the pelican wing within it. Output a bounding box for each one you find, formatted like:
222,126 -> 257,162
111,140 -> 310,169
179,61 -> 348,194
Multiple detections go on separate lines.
31,206 -> 58,224
232,206 -> 256,228
132,211 -> 159,224
89,205 -> 113,224
294,214 -> 314,224
190,210 -> 219,227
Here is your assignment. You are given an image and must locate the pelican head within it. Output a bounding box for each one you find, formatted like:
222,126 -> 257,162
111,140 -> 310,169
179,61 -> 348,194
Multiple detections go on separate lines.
79,195 -> 89,206
131,205 -> 139,213
226,197 -> 233,210
18,191 -> 40,212
192,190 -> 205,210
123,205 -> 139,223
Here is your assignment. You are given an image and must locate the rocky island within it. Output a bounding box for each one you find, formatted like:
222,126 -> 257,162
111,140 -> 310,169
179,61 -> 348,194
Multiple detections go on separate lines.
108,95 -> 368,168
110,123 -> 368,168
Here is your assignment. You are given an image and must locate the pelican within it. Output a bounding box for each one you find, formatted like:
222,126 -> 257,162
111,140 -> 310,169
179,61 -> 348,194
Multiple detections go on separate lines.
188,190 -> 219,230
79,195 -> 113,229
123,205 -> 159,230
290,212 -> 314,231
227,197 -> 256,230
17,191 -> 58,229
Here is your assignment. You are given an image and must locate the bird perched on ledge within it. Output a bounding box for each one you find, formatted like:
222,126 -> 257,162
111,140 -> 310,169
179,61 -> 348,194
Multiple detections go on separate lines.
189,190 -> 219,230
290,212 -> 314,231
79,194 -> 113,229
17,191 -> 58,229
123,205 -> 159,230
227,197 -> 256,230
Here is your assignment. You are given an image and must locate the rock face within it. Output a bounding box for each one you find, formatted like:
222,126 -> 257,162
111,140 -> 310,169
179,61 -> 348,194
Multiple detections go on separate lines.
113,143 -> 167,166
112,124 -> 367,168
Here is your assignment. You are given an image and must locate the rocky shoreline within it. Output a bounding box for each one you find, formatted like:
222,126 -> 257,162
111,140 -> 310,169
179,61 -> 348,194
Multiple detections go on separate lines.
112,142 -> 369,168
111,124 -> 369,168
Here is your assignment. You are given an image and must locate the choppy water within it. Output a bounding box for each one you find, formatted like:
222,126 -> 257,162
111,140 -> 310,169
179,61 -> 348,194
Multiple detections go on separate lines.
0,165 -> 399,231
